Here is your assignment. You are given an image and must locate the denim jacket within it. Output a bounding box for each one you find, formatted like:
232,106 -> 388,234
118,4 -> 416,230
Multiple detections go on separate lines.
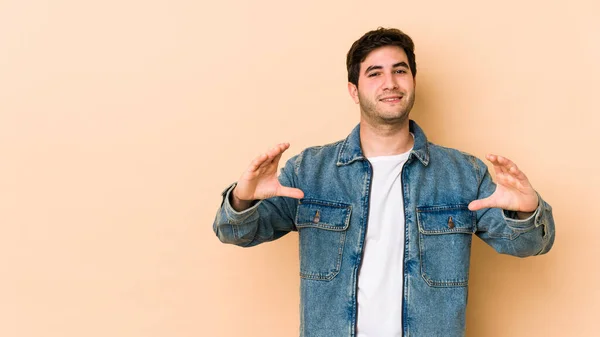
213,120 -> 555,337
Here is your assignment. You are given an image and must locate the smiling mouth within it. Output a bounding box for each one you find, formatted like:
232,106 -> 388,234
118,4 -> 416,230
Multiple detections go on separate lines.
379,96 -> 403,102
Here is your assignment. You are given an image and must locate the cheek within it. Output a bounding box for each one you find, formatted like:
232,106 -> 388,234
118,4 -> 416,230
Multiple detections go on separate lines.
402,79 -> 416,91
359,83 -> 379,97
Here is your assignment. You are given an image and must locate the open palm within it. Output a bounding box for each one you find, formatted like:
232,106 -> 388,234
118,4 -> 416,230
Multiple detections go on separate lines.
233,143 -> 304,204
468,154 -> 539,213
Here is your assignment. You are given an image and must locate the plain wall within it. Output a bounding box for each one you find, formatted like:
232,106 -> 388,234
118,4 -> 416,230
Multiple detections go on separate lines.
1,0 -> 598,336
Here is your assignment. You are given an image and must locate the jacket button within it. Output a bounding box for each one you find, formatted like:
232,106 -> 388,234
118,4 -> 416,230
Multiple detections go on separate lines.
448,216 -> 455,229
313,210 -> 320,224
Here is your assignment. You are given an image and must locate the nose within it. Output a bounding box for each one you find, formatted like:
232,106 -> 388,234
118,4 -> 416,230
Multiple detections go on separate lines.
383,72 -> 399,91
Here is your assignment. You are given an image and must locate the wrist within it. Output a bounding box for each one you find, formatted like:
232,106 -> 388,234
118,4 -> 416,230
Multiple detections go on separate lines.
516,193 -> 540,219
230,187 -> 253,212
516,211 -> 535,220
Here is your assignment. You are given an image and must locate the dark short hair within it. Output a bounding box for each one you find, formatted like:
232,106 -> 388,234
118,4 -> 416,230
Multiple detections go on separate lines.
346,28 -> 417,85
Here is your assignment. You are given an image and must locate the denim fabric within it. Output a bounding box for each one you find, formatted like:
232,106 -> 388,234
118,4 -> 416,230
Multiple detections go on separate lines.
213,120 -> 555,337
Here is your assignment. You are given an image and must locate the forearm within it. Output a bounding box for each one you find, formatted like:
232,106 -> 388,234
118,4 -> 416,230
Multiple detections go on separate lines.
477,196 -> 555,257
213,183 -> 297,247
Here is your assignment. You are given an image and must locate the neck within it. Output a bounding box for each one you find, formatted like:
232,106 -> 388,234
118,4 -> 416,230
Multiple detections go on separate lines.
359,117 -> 414,157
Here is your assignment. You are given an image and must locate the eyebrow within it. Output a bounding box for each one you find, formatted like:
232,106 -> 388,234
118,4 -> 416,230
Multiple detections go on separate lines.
364,62 -> 410,74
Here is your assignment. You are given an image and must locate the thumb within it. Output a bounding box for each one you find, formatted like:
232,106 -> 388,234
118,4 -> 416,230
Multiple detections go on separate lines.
468,196 -> 495,211
277,186 -> 305,199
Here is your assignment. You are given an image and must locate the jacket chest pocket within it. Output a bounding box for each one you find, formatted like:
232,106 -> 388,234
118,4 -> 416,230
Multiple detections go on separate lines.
295,199 -> 352,281
417,205 -> 476,287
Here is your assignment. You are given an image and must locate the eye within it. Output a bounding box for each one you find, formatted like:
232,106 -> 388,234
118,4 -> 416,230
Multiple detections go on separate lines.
395,69 -> 407,74
367,72 -> 381,77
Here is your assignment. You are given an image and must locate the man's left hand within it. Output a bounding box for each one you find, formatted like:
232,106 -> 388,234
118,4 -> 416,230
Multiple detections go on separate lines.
468,154 -> 539,217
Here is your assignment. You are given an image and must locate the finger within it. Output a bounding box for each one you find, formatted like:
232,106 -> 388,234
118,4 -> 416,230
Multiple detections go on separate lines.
507,164 -> 528,182
468,196 -> 496,211
502,173 -> 518,187
271,143 -> 292,163
498,169 -> 528,191
248,153 -> 269,172
277,186 -> 305,199
498,155 -> 521,174
270,142 -> 287,159
494,154 -> 530,185
251,143 -> 285,172
266,144 -> 282,158
496,155 -> 510,167
486,153 -> 497,163
267,143 -> 290,161
486,154 -> 507,176
501,157 -> 531,184
498,156 -> 516,176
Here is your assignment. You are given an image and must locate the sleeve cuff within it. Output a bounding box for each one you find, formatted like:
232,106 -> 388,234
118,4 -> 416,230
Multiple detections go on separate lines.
501,192 -> 544,232
220,183 -> 263,224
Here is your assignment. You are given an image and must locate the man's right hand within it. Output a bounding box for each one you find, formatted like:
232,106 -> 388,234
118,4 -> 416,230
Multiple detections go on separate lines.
231,143 -> 304,212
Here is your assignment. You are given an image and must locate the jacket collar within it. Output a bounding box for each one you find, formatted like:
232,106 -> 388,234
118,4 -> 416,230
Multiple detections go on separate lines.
336,119 -> 430,166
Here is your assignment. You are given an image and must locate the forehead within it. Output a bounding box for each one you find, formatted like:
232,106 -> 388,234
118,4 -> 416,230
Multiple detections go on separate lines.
361,46 -> 408,69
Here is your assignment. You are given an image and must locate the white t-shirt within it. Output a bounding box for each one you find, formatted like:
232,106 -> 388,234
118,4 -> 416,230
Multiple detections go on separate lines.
357,149 -> 411,337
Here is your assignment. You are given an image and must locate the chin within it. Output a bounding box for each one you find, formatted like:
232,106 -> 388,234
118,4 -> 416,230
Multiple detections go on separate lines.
378,113 -> 409,124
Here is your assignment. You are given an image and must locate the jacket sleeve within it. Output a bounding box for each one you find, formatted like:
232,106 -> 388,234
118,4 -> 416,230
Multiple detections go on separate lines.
212,156 -> 299,247
473,158 -> 555,257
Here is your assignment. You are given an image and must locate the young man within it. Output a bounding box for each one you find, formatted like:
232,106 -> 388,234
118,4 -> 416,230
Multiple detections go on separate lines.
213,28 -> 555,337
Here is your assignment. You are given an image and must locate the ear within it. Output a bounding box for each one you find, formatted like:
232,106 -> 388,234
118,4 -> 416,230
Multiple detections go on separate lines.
347,82 -> 359,104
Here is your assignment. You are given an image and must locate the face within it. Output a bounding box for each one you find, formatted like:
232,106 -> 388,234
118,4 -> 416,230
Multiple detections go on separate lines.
348,45 -> 416,126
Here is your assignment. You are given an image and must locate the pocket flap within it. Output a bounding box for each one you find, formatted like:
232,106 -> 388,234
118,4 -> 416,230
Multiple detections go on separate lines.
295,199 -> 352,231
417,205 -> 475,234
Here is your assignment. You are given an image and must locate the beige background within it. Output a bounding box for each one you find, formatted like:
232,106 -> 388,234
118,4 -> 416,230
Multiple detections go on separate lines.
1,0 -> 598,336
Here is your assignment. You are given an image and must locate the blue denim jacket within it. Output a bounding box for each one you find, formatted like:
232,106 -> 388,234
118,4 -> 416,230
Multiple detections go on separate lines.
213,120 -> 555,337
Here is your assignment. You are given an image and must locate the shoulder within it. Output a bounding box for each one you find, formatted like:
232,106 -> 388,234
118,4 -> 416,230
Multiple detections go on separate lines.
301,139 -> 345,157
427,142 -> 486,172
286,139 -> 346,175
